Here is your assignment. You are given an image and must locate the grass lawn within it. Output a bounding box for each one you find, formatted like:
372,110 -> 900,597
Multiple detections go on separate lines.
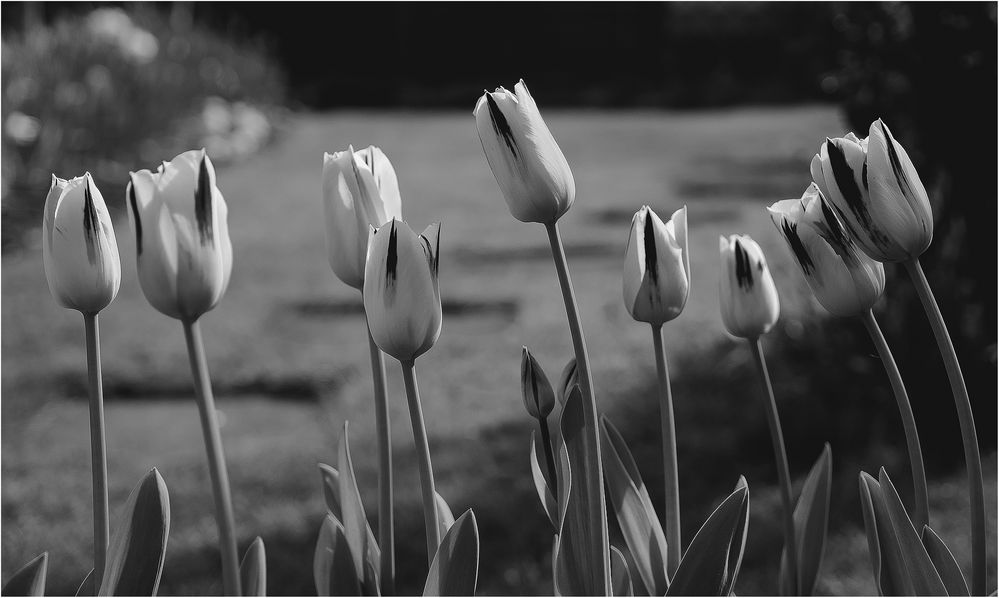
3,106 -> 994,594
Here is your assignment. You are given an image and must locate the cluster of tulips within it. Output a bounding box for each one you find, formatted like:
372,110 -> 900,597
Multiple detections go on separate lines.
6,77 -> 986,597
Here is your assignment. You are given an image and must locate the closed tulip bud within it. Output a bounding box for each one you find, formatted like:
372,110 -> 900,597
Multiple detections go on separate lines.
127,149 -> 233,321
769,184 -> 886,317
556,357 -> 578,406
42,173 -> 121,313
623,206 -> 689,325
474,80 -> 575,225
322,145 -> 402,289
521,347 -> 555,419
719,235 -> 780,339
363,218 -> 442,362
810,120 -> 932,262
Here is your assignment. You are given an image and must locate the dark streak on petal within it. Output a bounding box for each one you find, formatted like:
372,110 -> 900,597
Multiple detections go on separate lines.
486,94 -> 519,159
818,193 -> 852,251
826,139 -> 868,224
880,121 -> 914,198
734,240 -> 754,290
195,155 -> 214,244
780,219 -> 814,274
83,179 -> 100,265
128,181 -> 143,256
385,220 -> 398,284
642,211 -> 658,284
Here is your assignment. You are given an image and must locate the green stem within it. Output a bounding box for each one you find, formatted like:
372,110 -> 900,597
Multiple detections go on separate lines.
544,222 -> 610,593
861,310 -> 929,532
538,416 -> 559,498
904,258 -> 985,595
83,313 -> 109,587
652,324 -> 681,578
749,338 -> 799,595
367,328 -> 395,594
183,319 -> 241,596
400,360 -> 440,565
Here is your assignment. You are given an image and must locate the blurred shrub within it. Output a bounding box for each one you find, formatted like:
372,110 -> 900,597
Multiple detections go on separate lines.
1,4 -> 286,249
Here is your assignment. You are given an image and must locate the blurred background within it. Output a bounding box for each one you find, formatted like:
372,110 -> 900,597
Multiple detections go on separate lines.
2,2 -> 995,595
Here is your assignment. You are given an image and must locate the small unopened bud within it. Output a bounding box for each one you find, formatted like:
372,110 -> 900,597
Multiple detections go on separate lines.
521,347 -> 555,419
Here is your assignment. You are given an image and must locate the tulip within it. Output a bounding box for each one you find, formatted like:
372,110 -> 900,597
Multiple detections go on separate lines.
521,347 -> 556,419
719,235 -> 780,339
810,120 -> 932,262
474,80 -> 575,225
768,184 -> 885,317
322,146 -> 402,290
622,206 -> 689,325
127,149 -> 233,322
42,173 -> 121,314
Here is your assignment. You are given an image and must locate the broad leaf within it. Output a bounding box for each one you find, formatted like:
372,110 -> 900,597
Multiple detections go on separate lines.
436,492 -> 456,540
98,469 -> 170,596
424,510 -> 480,596
240,536 -> 267,596
779,443 -> 832,596
2,552 -> 48,596
600,416 -> 668,596
859,472 -> 909,596
314,515 -> 361,596
667,477 -> 750,596
530,430 -> 558,528
922,526 -> 970,596
877,469 -> 947,595
610,546 -> 634,597
336,423 -> 380,593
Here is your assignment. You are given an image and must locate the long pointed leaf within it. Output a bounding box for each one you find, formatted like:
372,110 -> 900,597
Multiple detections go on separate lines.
98,469 -> 170,596
922,526 -> 970,596
610,546 -> 634,597
877,469 -> 947,595
240,537 -> 267,597
337,423 -> 379,593
858,472 -> 912,596
318,463 -> 381,582
722,477 -> 750,597
423,510 -> 480,596
530,431 -> 558,528
314,515 -> 361,596
601,416 -> 668,596
436,492 -> 456,539
2,552 -> 48,597
779,443 -> 832,596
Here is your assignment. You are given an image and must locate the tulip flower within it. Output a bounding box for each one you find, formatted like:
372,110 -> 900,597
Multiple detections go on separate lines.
127,149 -> 233,322
768,184 -> 885,317
474,80 -> 575,225
623,206 -> 689,325
128,149 -> 240,594
42,173 -> 121,314
810,120 -> 932,263
718,235 -> 780,339
41,172 -> 120,584
322,146 -> 402,290
521,347 -> 559,499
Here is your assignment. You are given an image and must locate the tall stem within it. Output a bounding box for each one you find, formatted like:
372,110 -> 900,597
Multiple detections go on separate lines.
366,329 -> 395,594
651,324 -> 681,578
183,320 -> 241,596
544,222 -> 610,593
903,258 -> 985,594
400,360 -> 440,564
83,313 -> 109,586
861,310 -> 929,531
748,338 -> 799,595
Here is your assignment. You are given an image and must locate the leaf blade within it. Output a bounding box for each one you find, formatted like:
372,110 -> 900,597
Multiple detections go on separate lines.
423,510 -> 480,596
2,552 -> 48,597
779,443 -> 832,596
98,469 -> 170,596
240,537 -> 267,597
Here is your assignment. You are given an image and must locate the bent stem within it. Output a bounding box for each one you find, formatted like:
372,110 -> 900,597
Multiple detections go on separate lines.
545,222 -> 610,592
367,328 -> 395,593
748,338 -> 799,595
652,324 -> 681,577
400,360 -> 440,564
83,313 -> 109,586
861,310 -> 929,531
183,319 -> 241,596
904,258 -> 985,595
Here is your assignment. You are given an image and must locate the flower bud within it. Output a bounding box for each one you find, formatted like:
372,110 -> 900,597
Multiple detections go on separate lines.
769,184 -> 886,317
127,149 -> 233,321
521,347 -> 555,419
719,235 -> 780,339
474,79 -> 575,224
363,218 -> 442,362
556,357 -> 578,406
322,145 -> 402,289
623,206 -> 689,325
42,173 -> 121,313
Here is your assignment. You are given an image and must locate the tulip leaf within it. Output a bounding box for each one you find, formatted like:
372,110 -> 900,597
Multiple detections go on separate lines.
98,468 -> 170,596
2,552 -> 48,597
75,569 -> 94,597
530,430 -> 558,528
610,546 -> 634,597
423,510 -> 480,596
240,537 -> 267,597
436,492 -> 456,540
778,443 -> 832,596
319,463 -> 343,521
667,477 -> 750,597
336,423 -> 380,594
921,526 -> 970,596
858,472 -> 908,596
876,469 -> 947,595
600,416 -> 669,596
314,515 -> 361,596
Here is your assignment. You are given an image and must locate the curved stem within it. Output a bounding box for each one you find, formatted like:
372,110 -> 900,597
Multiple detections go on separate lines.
183,319 -> 241,596
904,258 -> 985,594
652,324 -> 681,578
83,313 -> 109,586
367,329 -> 395,594
545,222 -> 610,593
400,360 -> 440,564
861,310 -> 929,531
748,338 -> 799,595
